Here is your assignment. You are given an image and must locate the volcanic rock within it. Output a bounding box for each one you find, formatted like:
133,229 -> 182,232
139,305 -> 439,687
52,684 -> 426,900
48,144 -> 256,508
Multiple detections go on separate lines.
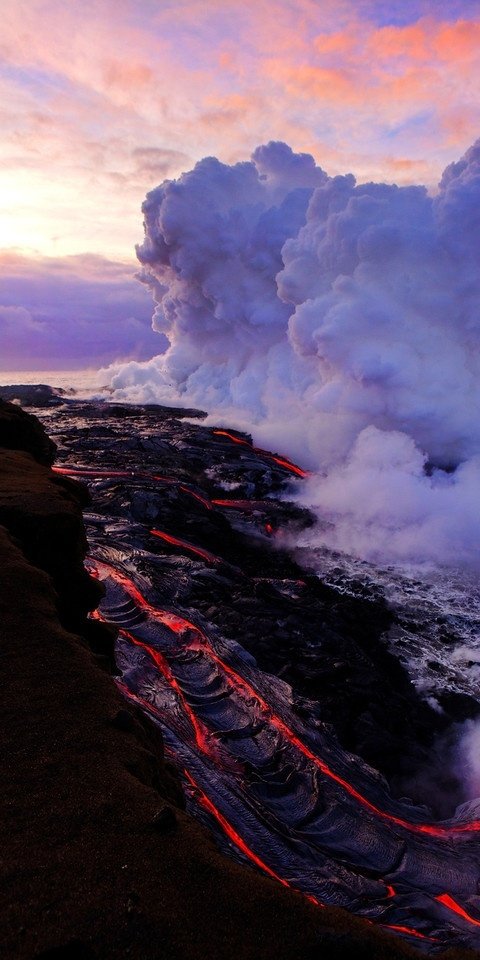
0,397 -> 56,464
0,397 -> 442,959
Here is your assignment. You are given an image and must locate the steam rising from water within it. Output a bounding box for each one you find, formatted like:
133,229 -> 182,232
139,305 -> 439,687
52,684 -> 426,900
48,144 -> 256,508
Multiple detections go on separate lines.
104,139 -> 480,566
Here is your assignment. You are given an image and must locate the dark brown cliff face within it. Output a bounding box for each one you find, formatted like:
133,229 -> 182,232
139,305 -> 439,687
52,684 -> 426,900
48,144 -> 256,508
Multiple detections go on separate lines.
0,398 -> 477,960
0,448 -> 101,631
0,397 -> 57,465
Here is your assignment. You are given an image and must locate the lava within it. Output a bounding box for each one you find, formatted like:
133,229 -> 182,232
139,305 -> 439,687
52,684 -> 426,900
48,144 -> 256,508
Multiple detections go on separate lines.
183,765 -> 435,944
53,465 -> 212,509
113,680 -> 293,887
117,681 -> 327,909
117,628 -> 216,759
89,558 -> 197,634
53,466 -> 133,479
41,400 -> 480,950
183,768 -> 293,888
383,924 -> 436,942
150,528 -> 221,565
435,894 -> 480,928
269,456 -> 308,478
89,558 -> 480,840
179,485 -> 212,510
212,430 -> 249,446
117,667 -> 435,947
211,499 -> 261,511
212,430 -> 309,478
192,642 -> 477,840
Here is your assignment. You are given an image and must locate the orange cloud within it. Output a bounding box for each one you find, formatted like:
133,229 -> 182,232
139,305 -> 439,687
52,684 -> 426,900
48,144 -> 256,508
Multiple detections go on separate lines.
366,20 -> 432,62
103,59 -> 154,92
1,0 -> 479,262
265,59 -> 361,105
435,19 -> 480,61
313,30 -> 357,56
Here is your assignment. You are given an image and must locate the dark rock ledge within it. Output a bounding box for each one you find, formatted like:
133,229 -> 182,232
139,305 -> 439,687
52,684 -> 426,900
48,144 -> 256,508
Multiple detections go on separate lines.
0,399 -> 474,960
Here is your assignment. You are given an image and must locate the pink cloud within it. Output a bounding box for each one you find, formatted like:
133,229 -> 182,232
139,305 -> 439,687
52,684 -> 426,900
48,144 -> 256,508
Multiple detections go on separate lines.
0,0 -> 479,265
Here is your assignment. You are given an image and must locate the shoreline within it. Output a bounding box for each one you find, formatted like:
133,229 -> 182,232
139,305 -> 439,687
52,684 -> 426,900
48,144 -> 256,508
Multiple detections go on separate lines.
0,395 -> 438,959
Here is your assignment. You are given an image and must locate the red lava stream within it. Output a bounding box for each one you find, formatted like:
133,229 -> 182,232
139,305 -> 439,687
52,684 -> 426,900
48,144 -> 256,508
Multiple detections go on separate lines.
52,466 -> 212,509
89,558 -> 480,842
53,439 -> 479,941
150,528 -> 221,565
211,430 -> 309,478
435,894 -> 480,928
90,560 -> 469,944
113,643 -> 435,944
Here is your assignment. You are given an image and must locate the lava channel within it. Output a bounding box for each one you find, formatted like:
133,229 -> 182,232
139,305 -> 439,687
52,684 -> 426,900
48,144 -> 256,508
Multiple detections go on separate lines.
88,558 -> 480,840
114,635 -> 437,946
52,465 -> 212,509
150,528 -> 221,565
212,430 -> 309,478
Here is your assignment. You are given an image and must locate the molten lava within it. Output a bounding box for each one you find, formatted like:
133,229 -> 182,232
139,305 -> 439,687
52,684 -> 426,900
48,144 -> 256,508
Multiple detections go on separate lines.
90,558 -> 471,948
435,894 -> 480,928
53,465 -> 212,509
88,558 -> 480,840
117,628 -> 216,759
150,529 -> 221,565
183,768 -> 292,888
211,499 -> 262,511
383,924 -> 436,942
212,430 -> 309,478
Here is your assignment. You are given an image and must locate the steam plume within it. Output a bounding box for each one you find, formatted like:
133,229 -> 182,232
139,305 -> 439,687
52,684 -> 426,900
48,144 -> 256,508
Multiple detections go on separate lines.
105,139 -> 480,566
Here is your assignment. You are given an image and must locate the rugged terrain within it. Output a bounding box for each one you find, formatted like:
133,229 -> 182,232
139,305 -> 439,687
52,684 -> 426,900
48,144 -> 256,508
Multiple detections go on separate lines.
0,391 -> 479,959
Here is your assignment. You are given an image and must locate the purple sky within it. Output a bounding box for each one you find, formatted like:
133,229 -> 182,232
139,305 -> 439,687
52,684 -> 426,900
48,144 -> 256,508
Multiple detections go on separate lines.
1,0 -> 479,371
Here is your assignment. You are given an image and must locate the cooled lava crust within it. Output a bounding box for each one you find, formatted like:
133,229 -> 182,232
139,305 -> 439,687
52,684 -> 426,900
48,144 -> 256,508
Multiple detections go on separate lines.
0,390 -> 479,959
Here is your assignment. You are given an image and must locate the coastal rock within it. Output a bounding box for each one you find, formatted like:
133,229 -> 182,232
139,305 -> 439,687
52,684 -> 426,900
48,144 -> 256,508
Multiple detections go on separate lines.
1,396 -> 476,959
0,397 -> 57,465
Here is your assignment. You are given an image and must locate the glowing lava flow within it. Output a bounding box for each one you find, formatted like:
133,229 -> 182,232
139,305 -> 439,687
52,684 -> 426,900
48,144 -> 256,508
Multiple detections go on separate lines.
117,627 -> 216,759
383,924 -> 436,942
212,430 -> 249,446
116,679 -> 323,906
182,768 -> 294,889
197,649 -> 480,838
88,558 -> 480,840
150,529 -> 221,565
53,465 -> 172,483
117,679 -> 439,944
212,430 -> 309,478
211,499 -> 259,511
435,894 -> 480,928
52,466 -> 212,509
89,559 -> 198,634
53,466 -> 134,479
270,456 -> 307,478
179,486 -> 212,510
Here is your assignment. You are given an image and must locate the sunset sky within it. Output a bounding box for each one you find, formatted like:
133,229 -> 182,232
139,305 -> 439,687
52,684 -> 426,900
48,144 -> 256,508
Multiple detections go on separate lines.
1,0 -> 479,370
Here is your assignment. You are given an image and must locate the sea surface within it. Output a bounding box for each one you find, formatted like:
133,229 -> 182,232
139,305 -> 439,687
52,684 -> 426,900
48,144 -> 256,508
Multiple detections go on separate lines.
0,368 -> 104,396
294,547 -> 480,707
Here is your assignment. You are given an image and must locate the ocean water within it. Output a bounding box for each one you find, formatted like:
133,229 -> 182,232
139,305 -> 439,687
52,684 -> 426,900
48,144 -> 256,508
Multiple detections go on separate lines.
294,546 -> 480,706
0,368 -> 104,396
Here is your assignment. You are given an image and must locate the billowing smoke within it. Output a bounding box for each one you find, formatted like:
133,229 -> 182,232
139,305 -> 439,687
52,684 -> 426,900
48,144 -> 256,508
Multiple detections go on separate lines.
105,139 -> 480,566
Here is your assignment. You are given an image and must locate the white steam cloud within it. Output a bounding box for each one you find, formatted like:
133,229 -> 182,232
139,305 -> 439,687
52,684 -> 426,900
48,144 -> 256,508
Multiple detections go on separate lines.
105,139 -> 480,566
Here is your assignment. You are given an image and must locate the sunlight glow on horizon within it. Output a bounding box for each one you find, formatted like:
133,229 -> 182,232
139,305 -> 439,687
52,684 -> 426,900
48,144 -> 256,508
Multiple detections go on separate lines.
1,0 -> 479,372
1,0 -> 479,261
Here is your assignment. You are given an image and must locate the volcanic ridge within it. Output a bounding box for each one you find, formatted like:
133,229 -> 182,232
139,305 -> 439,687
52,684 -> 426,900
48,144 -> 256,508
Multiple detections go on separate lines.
0,387 -> 479,959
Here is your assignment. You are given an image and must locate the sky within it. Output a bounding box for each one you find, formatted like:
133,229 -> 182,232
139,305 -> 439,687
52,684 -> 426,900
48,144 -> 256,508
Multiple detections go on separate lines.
1,0 -> 479,370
